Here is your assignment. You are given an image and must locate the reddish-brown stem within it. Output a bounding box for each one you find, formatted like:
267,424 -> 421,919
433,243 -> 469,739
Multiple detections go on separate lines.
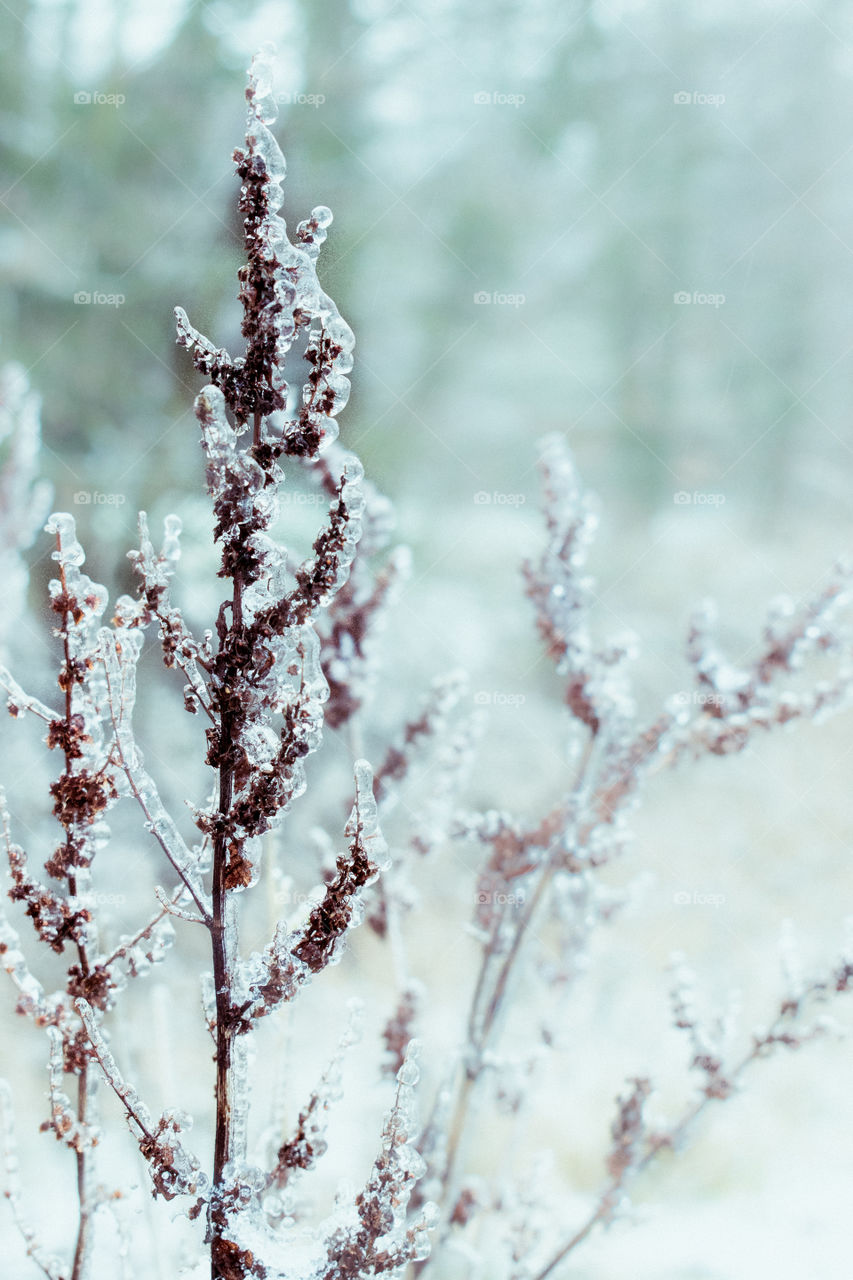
56,553 -> 94,1280
209,576 -> 242,1278
530,994 -> 825,1280
425,734 -> 597,1257
69,1069 -> 90,1280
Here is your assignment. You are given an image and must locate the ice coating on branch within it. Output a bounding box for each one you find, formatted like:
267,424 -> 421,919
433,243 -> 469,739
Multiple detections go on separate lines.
268,998 -> 364,1192
247,42 -> 279,127
321,1038 -> 435,1274
76,998 -> 206,1201
46,512 -> 85,568
99,630 -> 209,915
45,512 -> 110,650
347,758 -> 390,871
45,1026 -> 98,1153
524,436 -> 636,738
0,1079 -> 65,1280
0,904 -> 47,1021
238,761 -> 387,1027
0,364 -> 52,655
296,205 -> 334,261
176,43 -> 355,452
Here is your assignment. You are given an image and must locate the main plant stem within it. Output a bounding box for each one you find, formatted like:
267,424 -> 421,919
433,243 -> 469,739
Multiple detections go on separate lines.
69,1067 -> 90,1280
210,575 -> 243,1276
58,553 -> 94,1280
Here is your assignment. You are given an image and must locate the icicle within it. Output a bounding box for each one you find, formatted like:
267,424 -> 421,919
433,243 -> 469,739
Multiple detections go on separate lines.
45,511 -> 85,569
348,758 -> 389,871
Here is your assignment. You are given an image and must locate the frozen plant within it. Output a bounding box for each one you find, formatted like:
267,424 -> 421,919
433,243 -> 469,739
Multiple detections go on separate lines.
2,44 -> 853,1280
0,48 -> 428,1280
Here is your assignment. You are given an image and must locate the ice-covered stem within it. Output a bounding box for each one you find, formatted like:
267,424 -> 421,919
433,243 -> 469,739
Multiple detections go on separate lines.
116,513 -> 214,720
292,760 -> 385,973
429,739 -> 595,1234
0,363 -> 52,657
323,1042 -> 434,1276
75,998 -> 206,1203
2,790 -> 83,956
267,998 -> 363,1189
238,761 -> 385,1027
175,45 -> 353,452
310,448 -> 411,730
0,1080 -> 65,1280
0,667 -> 60,723
523,435 -> 635,739
532,951 -> 853,1280
372,673 -> 467,810
171,53 -> 365,1274
43,513 -> 114,1280
99,629 -> 210,920
382,982 -> 424,1077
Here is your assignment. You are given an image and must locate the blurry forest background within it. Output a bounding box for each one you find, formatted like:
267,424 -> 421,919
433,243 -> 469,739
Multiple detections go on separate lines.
3,1 -> 853,1277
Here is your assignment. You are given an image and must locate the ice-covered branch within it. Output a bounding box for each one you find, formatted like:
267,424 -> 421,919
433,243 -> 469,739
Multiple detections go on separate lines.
267,998 -> 363,1189
531,942 -> 853,1280
75,999 -> 206,1202
0,1080 -> 66,1280
0,363 -> 52,657
116,513 -> 214,719
322,1042 -> 435,1276
99,629 -> 210,920
240,761 -> 387,1026
0,667 -> 60,723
